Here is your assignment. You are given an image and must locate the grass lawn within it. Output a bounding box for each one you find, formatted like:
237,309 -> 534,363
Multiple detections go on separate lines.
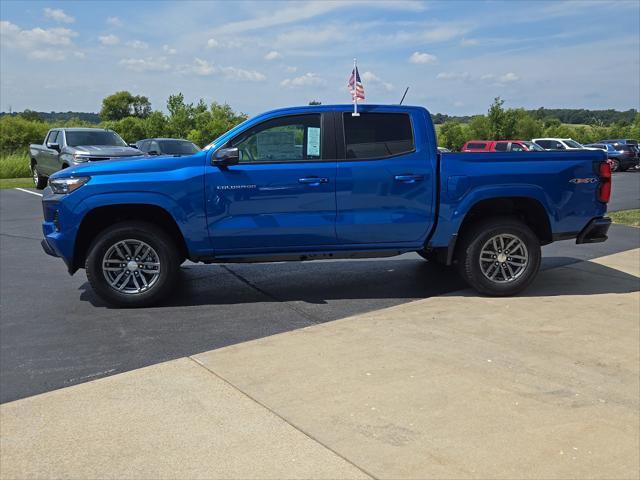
0,177 -> 35,189
609,209 -> 640,227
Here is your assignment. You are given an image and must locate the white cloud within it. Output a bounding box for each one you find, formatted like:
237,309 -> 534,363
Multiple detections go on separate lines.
207,38 -> 219,48
285,66 -> 298,72
274,25 -> 346,48
73,51 -> 85,59
0,20 -> 78,51
479,72 -> 520,84
280,72 -> 325,88
218,1 -> 427,35
264,50 -> 282,61
182,58 -> 266,81
127,40 -> 149,49
190,58 -> 216,76
162,44 -> 177,55
99,34 -> 119,46
460,38 -> 479,46
206,37 -> 242,49
106,16 -> 123,27
220,66 -> 266,82
44,8 -> 74,24
119,57 -> 170,72
409,51 -> 437,64
499,72 -> 520,83
361,71 -> 394,91
436,71 -> 471,81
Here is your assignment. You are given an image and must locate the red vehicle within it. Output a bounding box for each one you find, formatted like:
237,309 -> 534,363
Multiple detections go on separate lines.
461,140 -> 544,152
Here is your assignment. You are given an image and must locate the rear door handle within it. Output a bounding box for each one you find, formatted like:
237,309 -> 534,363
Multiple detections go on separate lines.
394,174 -> 424,183
298,177 -> 329,186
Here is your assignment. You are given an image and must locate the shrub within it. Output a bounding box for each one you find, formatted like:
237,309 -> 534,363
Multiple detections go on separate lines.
0,152 -> 31,178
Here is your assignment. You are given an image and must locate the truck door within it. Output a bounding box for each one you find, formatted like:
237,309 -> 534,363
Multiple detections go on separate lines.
42,130 -> 60,175
335,110 -> 436,244
204,112 -> 337,252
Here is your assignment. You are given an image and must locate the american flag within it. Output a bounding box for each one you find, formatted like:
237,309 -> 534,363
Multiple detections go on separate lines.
348,65 -> 365,102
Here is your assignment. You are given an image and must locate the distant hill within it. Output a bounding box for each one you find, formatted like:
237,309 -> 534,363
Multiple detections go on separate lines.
1,108 -> 636,127
0,111 -> 101,123
430,108 -> 638,125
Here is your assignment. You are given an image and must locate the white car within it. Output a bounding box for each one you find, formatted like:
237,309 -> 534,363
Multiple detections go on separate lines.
532,138 -> 600,151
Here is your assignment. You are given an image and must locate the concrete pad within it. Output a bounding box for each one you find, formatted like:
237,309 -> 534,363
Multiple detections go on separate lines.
0,357 -> 370,479
195,249 -> 640,479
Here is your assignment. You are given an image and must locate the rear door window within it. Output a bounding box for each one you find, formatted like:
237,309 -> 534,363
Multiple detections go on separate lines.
466,142 -> 487,150
343,113 -> 414,159
494,142 -> 509,151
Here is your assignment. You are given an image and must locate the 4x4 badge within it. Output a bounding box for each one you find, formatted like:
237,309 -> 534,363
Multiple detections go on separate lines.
569,177 -> 597,184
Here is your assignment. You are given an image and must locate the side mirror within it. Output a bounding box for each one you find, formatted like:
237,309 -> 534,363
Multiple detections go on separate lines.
129,143 -> 139,149
47,142 -> 60,152
213,147 -> 240,166
147,150 -> 160,156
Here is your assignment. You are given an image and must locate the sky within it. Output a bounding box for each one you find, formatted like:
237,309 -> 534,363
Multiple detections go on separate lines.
1,0 -> 639,116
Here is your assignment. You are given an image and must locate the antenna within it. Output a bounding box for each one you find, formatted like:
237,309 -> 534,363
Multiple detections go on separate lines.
399,87 -> 409,105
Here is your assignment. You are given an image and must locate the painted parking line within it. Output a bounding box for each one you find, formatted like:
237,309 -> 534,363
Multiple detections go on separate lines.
14,188 -> 42,197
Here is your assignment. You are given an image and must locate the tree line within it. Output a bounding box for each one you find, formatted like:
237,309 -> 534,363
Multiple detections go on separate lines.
0,91 -> 248,153
437,98 -> 640,151
0,92 -> 638,154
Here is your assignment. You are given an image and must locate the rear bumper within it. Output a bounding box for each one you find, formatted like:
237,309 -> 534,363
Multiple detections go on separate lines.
576,217 -> 611,244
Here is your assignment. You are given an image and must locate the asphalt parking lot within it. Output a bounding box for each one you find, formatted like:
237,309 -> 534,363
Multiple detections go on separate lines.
1,172 -> 639,404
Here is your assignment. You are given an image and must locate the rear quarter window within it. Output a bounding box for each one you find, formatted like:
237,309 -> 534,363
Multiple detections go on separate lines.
343,113 -> 414,160
466,142 -> 487,150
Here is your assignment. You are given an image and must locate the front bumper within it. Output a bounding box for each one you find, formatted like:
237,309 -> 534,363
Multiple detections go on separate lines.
41,238 -> 58,257
576,217 -> 611,244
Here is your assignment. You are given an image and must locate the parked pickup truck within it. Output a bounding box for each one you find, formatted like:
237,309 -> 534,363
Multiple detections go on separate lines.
41,105 -> 612,307
29,128 -> 143,189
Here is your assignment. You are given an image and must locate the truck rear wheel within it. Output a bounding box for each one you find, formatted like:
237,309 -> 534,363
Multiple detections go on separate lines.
31,163 -> 48,190
85,221 -> 180,307
456,217 -> 541,296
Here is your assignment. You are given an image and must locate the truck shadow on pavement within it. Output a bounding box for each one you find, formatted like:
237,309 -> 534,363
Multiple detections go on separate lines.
79,256 -> 639,309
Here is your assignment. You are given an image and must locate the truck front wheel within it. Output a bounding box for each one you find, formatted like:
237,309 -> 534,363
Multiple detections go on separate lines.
85,221 -> 180,307
31,163 -> 48,190
457,217 -> 541,296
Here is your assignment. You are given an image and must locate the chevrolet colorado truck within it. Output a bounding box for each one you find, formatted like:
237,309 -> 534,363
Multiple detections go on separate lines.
29,128 -> 143,189
41,105 -> 612,307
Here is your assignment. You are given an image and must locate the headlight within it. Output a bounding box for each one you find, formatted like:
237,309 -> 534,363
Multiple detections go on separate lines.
48,177 -> 90,194
73,154 -> 89,162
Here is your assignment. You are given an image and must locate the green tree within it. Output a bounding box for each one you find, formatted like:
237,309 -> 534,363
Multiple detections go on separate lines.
100,91 -> 152,121
468,115 -> 490,139
143,111 -> 168,138
0,116 -> 50,153
438,122 -> 467,151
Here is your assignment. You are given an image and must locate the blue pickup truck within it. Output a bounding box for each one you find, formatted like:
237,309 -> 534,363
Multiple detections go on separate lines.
41,105 -> 612,307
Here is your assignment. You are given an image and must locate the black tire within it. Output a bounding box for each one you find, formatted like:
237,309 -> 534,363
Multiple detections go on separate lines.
456,217 -> 541,296
31,163 -> 48,190
85,221 -> 180,307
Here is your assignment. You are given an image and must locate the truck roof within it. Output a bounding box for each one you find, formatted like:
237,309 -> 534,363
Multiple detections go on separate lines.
258,104 -> 429,117
52,127 -> 111,132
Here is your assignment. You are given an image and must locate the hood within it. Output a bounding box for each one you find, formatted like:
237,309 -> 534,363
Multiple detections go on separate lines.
70,145 -> 144,157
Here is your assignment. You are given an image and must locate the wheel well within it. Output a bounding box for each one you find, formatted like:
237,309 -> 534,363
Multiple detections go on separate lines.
458,197 -> 552,245
73,204 -> 189,270
62,163 -> 69,168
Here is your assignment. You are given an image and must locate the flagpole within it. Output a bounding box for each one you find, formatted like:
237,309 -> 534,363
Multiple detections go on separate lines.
352,58 -> 359,117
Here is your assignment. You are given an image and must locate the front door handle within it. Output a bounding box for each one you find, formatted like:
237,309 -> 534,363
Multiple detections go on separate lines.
394,174 -> 424,183
298,177 -> 329,186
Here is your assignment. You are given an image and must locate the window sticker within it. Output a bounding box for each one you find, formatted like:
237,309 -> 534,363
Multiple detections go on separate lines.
307,127 -> 320,157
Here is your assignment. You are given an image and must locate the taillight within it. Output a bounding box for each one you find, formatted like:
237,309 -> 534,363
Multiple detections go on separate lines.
598,162 -> 611,203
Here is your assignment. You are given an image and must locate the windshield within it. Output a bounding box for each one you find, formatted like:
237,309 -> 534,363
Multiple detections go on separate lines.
160,140 -> 201,155
523,141 -> 544,151
564,139 -> 583,148
66,130 -> 128,147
